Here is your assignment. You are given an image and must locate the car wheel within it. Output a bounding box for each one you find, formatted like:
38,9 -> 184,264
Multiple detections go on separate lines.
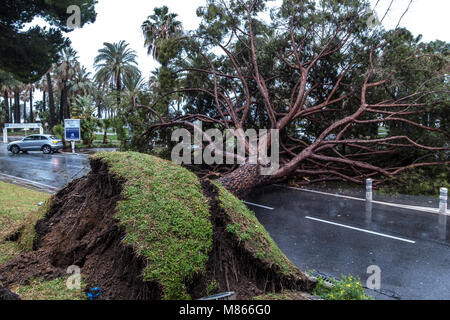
42,145 -> 52,154
10,145 -> 20,154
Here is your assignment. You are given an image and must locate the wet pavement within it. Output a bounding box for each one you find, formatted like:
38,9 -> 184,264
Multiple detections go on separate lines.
0,143 -> 90,189
246,185 -> 450,300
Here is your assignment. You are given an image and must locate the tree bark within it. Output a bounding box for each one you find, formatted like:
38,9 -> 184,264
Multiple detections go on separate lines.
46,72 -> 56,129
9,97 -> 12,121
29,88 -> 33,122
13,91 -> 20,124
23,101 -> 26,123
216,163 -> 269,198
42,91 -> 46,112
60,84 -> 70,120
3,90 -> 9,123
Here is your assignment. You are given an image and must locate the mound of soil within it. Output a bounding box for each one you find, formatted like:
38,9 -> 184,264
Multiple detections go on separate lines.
0,155 -> 315,300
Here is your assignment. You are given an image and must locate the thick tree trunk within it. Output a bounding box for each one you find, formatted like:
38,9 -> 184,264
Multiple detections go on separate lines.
46,72 -> 56,128
216,163 -> 270,198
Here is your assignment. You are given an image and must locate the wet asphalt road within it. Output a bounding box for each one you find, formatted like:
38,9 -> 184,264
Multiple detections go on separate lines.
0,143 -> 90,189
246,185 -> 450,300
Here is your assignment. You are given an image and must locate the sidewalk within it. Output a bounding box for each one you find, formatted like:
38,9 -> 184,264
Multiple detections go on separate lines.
290,183 -> 441,209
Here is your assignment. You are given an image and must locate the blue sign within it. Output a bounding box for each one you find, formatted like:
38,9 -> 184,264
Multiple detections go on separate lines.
64,119 -> 81,141
65,127 -> 80,140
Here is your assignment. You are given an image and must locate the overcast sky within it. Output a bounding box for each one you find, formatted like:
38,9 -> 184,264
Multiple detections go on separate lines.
60,0 -> 448,81
28,0 -> 449,86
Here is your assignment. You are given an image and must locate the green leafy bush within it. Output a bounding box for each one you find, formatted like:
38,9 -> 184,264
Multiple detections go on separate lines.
379,167 -> 449,196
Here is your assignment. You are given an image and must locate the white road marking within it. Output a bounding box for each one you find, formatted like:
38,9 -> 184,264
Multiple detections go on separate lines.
243,201 -> 274,210
305,216 -> 416,244
276,184 -> 449,215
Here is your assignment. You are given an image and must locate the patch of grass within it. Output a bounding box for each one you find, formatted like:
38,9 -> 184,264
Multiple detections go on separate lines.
17,200 -> 52,251
11,277 -> 86,300
91,152 -> 212,300
206,280 -> 219,296
253,290 -> 310,300
215,182 -> 298,276
0,182 -> 50,264
95,134 -> 118,141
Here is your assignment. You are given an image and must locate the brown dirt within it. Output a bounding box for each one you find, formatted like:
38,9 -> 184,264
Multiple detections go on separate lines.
190,179 -> 315,299
0,157 -> 314,300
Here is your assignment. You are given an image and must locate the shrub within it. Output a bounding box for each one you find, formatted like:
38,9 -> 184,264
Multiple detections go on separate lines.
312,274 -> 374,300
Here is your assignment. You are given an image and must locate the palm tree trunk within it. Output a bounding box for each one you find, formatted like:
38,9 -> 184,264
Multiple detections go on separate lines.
9,97 -> 12,121
116,74 -> 121,107
3,90 -> 9,123
29,88 -> 33,122
42,91 -> 46,112
14,91 -> 20,124
46,72 -> 56,129
63,85 -> 70,120
23,101 -> 27,123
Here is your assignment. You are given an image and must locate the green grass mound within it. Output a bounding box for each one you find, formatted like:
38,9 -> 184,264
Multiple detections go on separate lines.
91,152 -> 212,299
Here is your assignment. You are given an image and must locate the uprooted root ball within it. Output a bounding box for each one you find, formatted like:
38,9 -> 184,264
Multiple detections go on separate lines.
0,152 -> 315,300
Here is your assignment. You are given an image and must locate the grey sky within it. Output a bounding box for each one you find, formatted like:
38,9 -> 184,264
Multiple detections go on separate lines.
22,0 -> 448,90
62,0 -> 448,81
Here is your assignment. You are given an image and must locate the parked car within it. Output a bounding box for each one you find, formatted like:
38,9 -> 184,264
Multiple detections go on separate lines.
7,135 -> 63,154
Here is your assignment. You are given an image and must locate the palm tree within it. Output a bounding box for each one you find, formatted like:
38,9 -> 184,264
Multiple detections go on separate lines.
70,66 -> 94,99
37,75 -> 49,113
55,47 -> 80,122
123,72 -> 145,108
94,41 -> 140,108
11,82 -> 24,123
1,80 -> 14,124
142,6 -> 182,62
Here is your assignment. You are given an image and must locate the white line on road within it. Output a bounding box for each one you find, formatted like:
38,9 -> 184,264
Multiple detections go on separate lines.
276,185 -> 449,215
305,216 -> 416,244
243,201 -> 274,210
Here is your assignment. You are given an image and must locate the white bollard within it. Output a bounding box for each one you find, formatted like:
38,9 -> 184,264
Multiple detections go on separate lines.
439,187 -> 448,215
366,178 -> 373,202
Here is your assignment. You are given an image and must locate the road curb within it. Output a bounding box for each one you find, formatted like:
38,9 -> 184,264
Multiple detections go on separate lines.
0,173 -> 58,194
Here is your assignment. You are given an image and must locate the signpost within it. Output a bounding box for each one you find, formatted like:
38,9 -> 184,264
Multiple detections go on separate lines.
64,119 -> 81,154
